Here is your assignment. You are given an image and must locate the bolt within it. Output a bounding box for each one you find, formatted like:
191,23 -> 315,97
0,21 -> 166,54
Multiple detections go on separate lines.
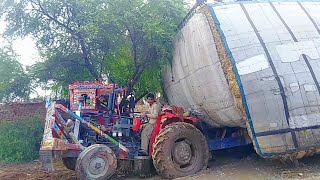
95,162 -> 102,169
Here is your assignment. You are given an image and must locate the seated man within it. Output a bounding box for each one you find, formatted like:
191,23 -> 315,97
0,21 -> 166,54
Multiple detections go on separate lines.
139,93 -> 161,155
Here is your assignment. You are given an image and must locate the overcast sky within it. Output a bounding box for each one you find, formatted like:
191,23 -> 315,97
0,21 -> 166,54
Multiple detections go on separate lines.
0,20 -> 39,67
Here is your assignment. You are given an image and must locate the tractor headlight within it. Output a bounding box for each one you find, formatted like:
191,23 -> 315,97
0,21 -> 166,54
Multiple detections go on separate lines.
112,132 -> 117,137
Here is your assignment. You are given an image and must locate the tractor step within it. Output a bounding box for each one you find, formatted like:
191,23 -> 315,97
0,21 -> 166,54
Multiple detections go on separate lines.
134,156 -> 154,177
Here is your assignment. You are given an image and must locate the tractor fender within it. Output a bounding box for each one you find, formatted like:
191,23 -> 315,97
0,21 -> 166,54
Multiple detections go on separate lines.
148,112 -> 199,155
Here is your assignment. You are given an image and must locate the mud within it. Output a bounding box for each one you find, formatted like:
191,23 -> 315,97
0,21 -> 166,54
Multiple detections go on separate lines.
0,160 -> 76,180
2,147 -> 320,180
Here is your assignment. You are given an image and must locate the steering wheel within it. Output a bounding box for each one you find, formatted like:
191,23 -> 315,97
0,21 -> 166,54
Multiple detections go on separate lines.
141,116 -> 149,124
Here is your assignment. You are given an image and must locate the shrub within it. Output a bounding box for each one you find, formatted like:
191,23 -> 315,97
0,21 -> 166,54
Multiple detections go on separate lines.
0,115 -> 43,163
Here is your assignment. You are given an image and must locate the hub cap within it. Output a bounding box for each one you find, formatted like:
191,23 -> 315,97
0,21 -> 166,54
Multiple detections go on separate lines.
88,156 -> 108,175
172,141 -> 192,166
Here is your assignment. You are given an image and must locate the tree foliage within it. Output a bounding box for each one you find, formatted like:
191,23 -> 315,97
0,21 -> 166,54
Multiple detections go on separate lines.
0,47 -> 31,102
1,0 -> 187,98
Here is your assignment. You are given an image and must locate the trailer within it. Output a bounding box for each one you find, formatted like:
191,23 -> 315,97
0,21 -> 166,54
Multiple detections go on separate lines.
163,0 -> 320,159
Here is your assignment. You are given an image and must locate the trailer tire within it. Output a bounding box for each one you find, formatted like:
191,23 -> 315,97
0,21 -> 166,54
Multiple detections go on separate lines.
62,157 -> 77,170
75,144 -> 117,180
152,122 -> 209,179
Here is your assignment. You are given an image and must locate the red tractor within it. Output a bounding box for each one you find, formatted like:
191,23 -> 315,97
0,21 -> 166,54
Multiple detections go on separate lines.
40,80 -> 249,179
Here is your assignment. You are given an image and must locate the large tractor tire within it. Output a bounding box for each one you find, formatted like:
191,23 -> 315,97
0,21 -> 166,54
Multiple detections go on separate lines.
75,144 -> 117,180
62,157 -> 77,170
152,122 -> 209,179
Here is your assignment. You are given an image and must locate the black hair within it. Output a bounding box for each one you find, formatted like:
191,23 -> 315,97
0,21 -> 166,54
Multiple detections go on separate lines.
146,93 -> 155,99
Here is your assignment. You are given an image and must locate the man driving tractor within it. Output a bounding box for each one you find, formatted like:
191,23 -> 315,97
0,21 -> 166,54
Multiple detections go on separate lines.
139,93 -> 161,156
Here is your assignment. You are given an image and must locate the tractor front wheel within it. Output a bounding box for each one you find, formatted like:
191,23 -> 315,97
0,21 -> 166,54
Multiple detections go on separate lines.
152,122 -> 209,179
75,144 -> 117,180
62,157 -> 77,170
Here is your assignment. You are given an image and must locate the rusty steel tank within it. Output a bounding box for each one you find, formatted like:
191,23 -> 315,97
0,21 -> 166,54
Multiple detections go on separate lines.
163,0 -> 320,158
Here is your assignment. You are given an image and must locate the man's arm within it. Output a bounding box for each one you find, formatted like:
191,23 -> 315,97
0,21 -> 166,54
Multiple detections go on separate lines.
146,103 -> 161,119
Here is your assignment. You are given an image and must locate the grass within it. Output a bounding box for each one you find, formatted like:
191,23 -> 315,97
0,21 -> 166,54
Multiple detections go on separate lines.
0,115 -> 43,164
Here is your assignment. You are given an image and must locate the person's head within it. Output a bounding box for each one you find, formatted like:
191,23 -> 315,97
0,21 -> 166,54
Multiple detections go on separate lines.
146,93 -> 155,105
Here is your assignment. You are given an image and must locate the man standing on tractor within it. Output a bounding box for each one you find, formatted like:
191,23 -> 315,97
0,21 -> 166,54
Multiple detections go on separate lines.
139,93 -> 161,156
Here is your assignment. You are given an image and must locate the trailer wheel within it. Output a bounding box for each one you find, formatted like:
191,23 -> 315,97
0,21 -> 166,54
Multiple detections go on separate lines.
62,157 -> 77,170
75,144 -> 117,180
152,122 -> 209,179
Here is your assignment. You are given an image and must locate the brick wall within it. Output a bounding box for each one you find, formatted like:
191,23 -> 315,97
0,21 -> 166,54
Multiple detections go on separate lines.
0,102 -> 46,122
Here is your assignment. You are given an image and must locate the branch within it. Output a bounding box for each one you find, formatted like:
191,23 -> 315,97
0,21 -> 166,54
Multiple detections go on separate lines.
126,24 -> 138,68
33,0 -> 76,34
32,0 -> 99,79
77,35 -> 99,78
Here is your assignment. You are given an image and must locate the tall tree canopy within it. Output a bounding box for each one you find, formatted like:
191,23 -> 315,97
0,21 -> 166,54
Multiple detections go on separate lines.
0,46 -> 31,102
0,0 -> 187,98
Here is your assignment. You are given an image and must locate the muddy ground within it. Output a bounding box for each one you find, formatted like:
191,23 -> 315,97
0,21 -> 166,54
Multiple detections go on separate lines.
1,146 -> 320,180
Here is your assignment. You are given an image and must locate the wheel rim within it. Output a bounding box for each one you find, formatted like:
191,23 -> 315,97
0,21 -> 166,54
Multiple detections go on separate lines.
171,138 -> 198,171
88,155 -> 109,176
172,140 -> 192,166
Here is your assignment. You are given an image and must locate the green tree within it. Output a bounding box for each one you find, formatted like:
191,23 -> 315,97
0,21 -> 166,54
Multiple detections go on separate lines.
102,0 -> 187,96
0,47 -> 31,102
1,0 -> 187,98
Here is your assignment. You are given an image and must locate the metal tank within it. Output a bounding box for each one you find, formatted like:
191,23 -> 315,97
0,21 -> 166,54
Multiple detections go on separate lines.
163,0 -> 320,158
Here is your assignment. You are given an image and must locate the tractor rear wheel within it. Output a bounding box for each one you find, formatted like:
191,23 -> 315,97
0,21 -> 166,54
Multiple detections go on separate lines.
152,122 -> 209,179
62,157 -> 77,170
75,144 -> 117,180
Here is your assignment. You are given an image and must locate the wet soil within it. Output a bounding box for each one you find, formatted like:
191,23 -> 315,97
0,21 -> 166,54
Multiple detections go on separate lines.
1,146 -> 320,180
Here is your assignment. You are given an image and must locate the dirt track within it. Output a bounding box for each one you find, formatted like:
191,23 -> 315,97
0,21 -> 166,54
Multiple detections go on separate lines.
182,148 -> 320,180
0,160 -> 76,180
2,147 -> 320,180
